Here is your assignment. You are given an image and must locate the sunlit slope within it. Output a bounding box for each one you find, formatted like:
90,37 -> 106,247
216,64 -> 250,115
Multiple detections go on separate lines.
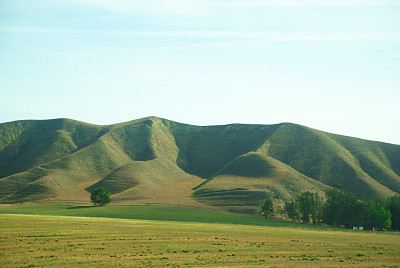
0,117 -> 399,208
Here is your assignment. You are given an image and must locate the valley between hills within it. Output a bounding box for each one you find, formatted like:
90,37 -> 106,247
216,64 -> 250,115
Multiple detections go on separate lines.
1,116 -> 399,214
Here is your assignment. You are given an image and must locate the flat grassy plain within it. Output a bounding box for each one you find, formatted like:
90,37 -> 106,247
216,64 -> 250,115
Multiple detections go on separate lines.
0,204 -> 352,231
0,205 -> 330,229
1,214 -> 400,267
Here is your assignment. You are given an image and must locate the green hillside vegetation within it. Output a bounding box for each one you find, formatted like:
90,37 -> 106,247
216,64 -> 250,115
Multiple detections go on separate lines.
0,117 -> 399,213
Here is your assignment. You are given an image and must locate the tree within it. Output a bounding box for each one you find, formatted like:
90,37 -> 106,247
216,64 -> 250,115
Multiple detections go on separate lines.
285,200 -> 299,222
260,197 -> 274,218
322,188 -> 341,226
385,195 -> 400,230
296,191 -> 318,224
90,187 -> 111,206
339,191 -> 363,227
322,188 -> 363,227
371,207 -> 392,230
364,199 -> 392,230
311,193 -> 323,226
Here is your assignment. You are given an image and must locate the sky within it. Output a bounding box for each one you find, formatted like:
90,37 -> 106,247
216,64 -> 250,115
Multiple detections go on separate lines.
1,0 -> 399,144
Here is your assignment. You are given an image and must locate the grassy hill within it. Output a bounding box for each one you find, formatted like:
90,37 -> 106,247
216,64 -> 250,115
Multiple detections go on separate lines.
193,152 -> 330,212
0,117 -> 399,212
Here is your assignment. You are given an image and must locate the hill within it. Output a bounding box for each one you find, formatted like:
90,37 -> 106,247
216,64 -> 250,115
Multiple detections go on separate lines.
0,117 -> 399,213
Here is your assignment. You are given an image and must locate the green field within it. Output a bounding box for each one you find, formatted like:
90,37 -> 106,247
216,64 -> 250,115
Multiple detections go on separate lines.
1,213 -> 399,267
0,204 -> 331,229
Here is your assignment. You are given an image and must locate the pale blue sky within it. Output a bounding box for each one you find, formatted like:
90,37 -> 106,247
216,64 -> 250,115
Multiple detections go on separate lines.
1,0 -> 399,144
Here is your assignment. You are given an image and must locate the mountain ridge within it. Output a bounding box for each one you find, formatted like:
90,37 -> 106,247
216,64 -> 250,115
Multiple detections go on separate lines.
1,117 -> 399,213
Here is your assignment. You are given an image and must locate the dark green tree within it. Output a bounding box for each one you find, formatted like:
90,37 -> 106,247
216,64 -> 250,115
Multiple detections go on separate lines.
364,199 -> 392,230
322,188 -> 363,227
285,200 -> 299,222
371,207 -> 392,229
322,188 -> 341,226
260,197 -> 274,218
385,195 -> 400,230
296,191 -> 318,224
340,191 -> 363,227
90,187 -> 111,206
311,193 -> 323,225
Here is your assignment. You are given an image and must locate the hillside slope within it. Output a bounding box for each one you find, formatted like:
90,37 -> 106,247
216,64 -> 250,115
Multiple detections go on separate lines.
0,117 -> 399,212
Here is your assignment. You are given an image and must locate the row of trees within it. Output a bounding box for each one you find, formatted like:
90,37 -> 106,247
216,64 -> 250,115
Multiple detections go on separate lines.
261,188 -> 400,230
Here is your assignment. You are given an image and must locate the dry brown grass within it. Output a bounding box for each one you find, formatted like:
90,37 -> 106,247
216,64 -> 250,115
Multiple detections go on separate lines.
1,214 -> 399,267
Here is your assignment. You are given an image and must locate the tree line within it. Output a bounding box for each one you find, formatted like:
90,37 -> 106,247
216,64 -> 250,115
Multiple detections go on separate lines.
261,188 -> 400,230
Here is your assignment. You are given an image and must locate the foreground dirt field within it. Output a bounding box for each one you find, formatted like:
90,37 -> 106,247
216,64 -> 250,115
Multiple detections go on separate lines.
1,214 -> 399,267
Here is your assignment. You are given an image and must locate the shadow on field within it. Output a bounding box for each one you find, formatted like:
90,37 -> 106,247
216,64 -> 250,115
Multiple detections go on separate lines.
66,206 -> 94,209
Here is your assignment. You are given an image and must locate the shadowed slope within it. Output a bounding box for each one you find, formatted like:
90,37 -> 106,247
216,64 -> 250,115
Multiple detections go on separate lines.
166,120 -> 280,178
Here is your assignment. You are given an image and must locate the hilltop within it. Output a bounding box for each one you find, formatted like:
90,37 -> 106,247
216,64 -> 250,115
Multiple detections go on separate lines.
1,117 -> 399,213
